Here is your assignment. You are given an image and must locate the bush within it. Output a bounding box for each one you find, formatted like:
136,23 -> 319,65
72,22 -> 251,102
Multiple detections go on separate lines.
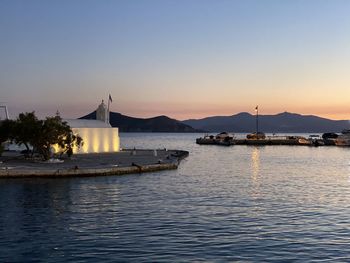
0,144 -> 4,156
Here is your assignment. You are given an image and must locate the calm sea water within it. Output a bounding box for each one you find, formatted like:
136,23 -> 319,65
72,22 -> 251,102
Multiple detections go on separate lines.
1,133 -> 350,262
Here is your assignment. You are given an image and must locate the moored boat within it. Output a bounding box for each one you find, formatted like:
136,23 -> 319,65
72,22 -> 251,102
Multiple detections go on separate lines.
246,132 -> 266,140
196,132 -> 234,146
334,130 -> 350,146
196,134 -> 216,145
322,133 -> 338,145
298,137 -> 312,145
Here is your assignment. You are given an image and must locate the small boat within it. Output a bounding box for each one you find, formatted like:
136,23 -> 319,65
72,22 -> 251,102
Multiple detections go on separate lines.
215,132 -> 234,140
322,133 -> 338,145
298,137 -> 312,145
322,133 -> 338,139
334,130 -> 350,146
196,132 -> 234,146
246,132 -> 266,140
196,134 -> 216,145
307,135 -> 325,146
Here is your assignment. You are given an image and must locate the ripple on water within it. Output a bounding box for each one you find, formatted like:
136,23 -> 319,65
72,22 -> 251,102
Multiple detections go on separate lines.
1,133 -> 350,262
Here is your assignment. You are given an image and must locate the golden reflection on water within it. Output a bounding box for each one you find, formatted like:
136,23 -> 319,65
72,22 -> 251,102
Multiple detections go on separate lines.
251,147 -> 260,181
250,147 -> 262,200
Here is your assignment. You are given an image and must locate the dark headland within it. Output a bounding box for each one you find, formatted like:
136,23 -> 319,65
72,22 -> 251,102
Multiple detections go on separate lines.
80,111 -> 201,132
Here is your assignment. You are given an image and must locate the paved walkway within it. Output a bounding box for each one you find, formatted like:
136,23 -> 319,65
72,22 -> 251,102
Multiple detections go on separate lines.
0,149 -> 189,177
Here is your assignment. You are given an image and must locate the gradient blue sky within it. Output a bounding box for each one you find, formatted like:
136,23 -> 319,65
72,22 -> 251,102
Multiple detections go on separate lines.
1,0 -> 350,120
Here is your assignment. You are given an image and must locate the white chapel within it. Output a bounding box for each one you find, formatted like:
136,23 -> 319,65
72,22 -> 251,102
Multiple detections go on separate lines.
63,100 -> 120,154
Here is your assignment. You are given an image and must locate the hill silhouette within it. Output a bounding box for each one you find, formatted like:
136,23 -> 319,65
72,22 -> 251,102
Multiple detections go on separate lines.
182,112 -> 350,133
80,111 -> 200,132
80,111 -> 350,133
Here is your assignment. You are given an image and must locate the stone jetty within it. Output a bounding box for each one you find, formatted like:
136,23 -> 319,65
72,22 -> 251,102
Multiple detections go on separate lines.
0,149 -> 189,178
196,134 -> 339,147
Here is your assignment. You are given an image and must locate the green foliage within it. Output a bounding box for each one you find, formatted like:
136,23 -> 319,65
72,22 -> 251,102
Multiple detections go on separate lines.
0,144 -> 4,156
0,119 -> 16,144
35,115 -> 83,160
14,112 -> 42,152
0,112 -> 83,160
60,130 -> 83,158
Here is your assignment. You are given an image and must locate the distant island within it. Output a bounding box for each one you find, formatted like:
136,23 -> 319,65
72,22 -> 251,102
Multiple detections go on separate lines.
80,111 -> 350,133
183,112 -> 350,133
80,111 -> 201,132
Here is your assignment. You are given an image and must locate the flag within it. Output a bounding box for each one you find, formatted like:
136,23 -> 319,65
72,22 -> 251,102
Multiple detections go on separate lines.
109,94 -> 113,103
255,105 -> 258,111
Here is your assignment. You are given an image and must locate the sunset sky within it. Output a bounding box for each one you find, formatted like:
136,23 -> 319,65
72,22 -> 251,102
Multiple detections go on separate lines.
1,0 -> 350,120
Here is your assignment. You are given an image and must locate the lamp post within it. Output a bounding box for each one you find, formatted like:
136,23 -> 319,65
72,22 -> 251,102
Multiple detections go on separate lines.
107,98 -> 110,124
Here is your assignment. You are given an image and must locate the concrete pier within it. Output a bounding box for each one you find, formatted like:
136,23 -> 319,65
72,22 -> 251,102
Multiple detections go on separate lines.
233,138 -> 301,145
196,136 -> 335,146
0,149 -> 189,178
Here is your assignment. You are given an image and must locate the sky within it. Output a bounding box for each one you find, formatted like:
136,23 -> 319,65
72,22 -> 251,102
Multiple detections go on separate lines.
1,0 -> 350,120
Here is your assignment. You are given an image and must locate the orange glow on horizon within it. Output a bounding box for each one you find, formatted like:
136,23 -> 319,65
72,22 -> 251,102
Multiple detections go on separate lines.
17,97 -> 350,122
122,109 -> 350,121
107,98 -> 350,121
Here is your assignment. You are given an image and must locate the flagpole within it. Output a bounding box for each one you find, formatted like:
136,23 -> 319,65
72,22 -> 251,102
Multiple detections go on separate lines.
256,106 -> 259,135
107,96 -> 110,124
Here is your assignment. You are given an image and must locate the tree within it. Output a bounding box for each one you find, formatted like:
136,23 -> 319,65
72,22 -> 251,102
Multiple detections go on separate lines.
33,115 -> 83,160
12,112 -> 42,154
0,119 -> 15,143
0,112 -> 83,160
0,119 -> 15,156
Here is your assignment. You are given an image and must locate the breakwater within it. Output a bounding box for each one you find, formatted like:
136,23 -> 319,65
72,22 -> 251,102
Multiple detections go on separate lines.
0,149 -> 189,178
196,135 -> 337,146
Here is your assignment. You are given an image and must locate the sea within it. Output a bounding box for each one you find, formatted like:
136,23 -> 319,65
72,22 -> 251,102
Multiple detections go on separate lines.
1,133 -> 350,262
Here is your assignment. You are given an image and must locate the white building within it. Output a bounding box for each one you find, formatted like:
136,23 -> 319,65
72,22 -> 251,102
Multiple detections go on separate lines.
62,100 -> 120,154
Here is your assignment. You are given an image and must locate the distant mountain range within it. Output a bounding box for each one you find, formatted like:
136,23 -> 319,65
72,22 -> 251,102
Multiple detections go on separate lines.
80,111 -> 349,133
80,111 -> 200,132
183,112 -> 350,133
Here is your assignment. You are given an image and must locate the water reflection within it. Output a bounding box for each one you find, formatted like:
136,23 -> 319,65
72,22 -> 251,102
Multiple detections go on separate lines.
250,147 -> 262,201
66,179 -> 121,236
251,147 -> 260,181
2,134 -> 350,262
